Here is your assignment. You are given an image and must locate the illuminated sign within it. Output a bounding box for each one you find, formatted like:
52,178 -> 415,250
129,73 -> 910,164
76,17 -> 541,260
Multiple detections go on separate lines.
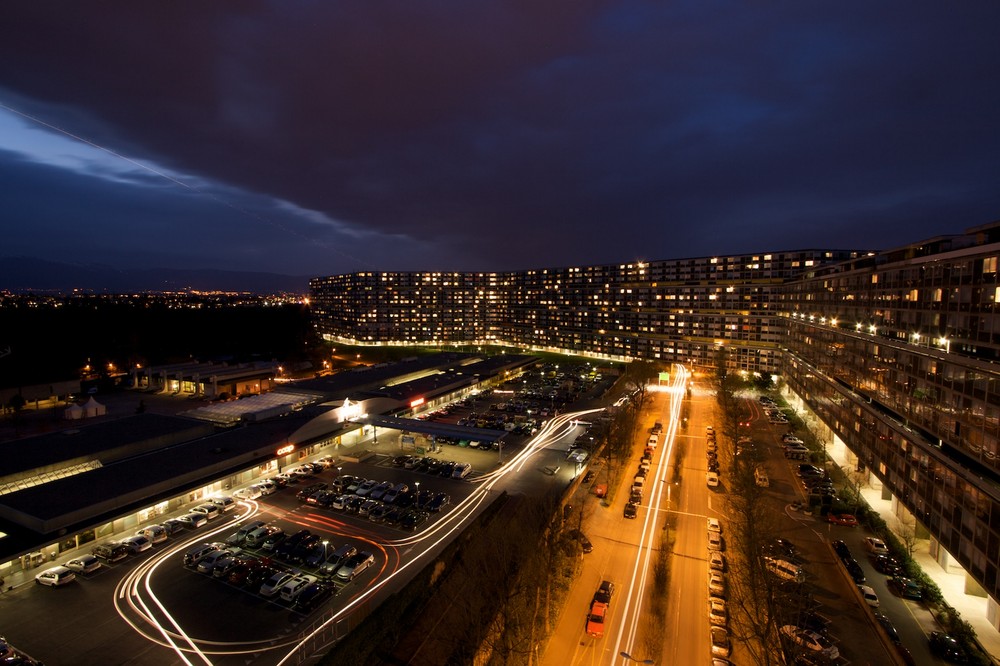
410,397 -> 425,408
276,444 -> 295,456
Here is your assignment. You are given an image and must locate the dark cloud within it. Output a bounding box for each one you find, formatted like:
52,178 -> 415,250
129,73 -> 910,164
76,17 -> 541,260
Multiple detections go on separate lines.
1,2 -> 998,276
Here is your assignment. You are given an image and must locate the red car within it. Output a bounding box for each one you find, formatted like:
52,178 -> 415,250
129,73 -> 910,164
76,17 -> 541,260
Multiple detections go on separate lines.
827,513 -> 858,527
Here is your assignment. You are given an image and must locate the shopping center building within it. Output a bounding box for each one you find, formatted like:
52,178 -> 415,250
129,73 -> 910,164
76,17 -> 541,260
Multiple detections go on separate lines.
310,219 -> 1000,629
0,352 -> 535,584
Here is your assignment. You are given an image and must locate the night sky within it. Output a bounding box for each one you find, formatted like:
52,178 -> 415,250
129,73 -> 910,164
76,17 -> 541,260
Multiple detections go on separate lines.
2,2 -> 999,278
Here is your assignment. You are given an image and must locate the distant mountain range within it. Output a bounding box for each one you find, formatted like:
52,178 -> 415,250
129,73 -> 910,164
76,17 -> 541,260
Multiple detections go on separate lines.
0,257 -> 310,294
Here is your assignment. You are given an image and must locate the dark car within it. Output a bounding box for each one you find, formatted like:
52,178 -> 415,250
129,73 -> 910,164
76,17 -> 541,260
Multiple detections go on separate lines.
568,529 -> 593,553
929,631 -> 968,663
843,558 -> 866,584
872,554 -> 903,575
873,611 -> 900,644
296,482 -> 326,502
414,489 -> 435,509
275,530 -> 311,560
427,493 -> 451,513
624,503 -> 638,519
384,506 -> 406,526
438,461 -> 457,477
400,508 -> 428,531
769,538 -> 797,559
832,540 -> 852,561
888,576 -> 923,600
594,580 -> 615,604
294,582 -> 334,612
289,534 -> 322,564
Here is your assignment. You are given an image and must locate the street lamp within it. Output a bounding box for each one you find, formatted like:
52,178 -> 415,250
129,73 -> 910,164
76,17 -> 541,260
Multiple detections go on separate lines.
619,652 -> 655,664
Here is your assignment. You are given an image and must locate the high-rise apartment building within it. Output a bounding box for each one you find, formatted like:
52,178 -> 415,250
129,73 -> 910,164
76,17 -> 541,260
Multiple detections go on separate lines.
783,220 -> 1000,606
310,218 -> 1000,618
310,249 -> 859,372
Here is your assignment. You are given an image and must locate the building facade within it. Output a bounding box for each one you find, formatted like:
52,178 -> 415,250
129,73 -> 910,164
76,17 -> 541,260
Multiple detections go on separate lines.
310,250 -> 859,373
782,221 -> 1000,605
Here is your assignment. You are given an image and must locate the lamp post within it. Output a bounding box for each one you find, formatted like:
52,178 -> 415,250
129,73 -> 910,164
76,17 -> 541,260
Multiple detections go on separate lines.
619,652 -> 655,664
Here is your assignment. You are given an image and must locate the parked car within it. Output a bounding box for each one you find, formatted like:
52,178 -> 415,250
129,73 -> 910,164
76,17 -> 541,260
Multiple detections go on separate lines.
119,535 -> 152,554
234,485 -> 262,500
355,480 -> 379,497
161,518 -> 187,536
567,529 -> 593,553
929,631 -> 968,663
594,580 -> 615,604
279,574 -> 318,602
843,558 -> 866,584
294,581 -> 334,611
708,572 -> 726,597
176,512 -> 208,528
260,529 -> 287,551
864,536 -> 889,556
138,525 -> 168,544
872,554 -> 903,575
832,540 -> 852,561
857,584 -> 880,607
190,503 -> 220,520
35,565 -> 76,587
335,551 -> 375,581
779,625 -> 839,660
709,598 -> 728,626
260,571 -> 295,598
428,492 -> 451,512
210,496 -> 236,512
64,554 -> 101,574
827,513 -> 858,527
585,597 -> 608,638
888,576 -> 923,600
710,626 -> 731,658
384,483 -> 410,504
874,611 -> 900,644
92,542 -> 129,563
623,502 -> 638,519
319,543 -> 358,577
710,551 -> 725,572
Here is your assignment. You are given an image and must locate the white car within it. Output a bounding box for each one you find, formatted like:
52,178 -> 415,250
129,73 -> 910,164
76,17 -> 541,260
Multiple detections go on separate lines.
336,551 -> 375,581
710,551 -> 725,572
780,626 -> 839,660
35,565 -> 76,587
864,537 -> 889,556
177,512 -> 208,528
708,531 -> 722,551
279,574 -> 318,602
708,518 -> 722,533
119,535 -> 152,553
355,480 -> 378,497
65,554 -> 102,574
706,472 -> 720,487
260,572 -> 295,598
710,626 -> 731,658
858,584 -> 880,607
257,480 -> 278,495
709,599 -> 728,626
234,485 -> 262,500
708,572 -> 725,597
191,503 -> 220,520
